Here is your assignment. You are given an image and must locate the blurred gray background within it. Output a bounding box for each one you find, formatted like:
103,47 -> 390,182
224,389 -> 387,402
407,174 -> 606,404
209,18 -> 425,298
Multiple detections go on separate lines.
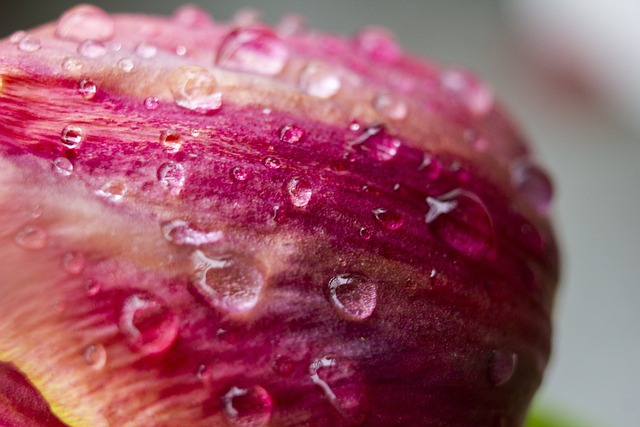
2,1 -> 639,426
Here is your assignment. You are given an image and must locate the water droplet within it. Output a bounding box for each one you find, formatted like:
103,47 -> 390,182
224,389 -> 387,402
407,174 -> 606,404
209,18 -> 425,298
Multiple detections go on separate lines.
173,4 -> 214,28
60,125 -> 84,148
84,279 -> 102,296
62,251 -> 85,274
9,31 -> 26,44
371,208 -> 403,230
175,45 -> 188,56
119,293 -> 179,355
309,356 -> 365,420
352,125 -> 401,162
62,57 -> 83,73
355,27 -> 401,63
488,349 -> 518,386
263,157 -> 282,170
170,65 -> 222,114
286,177 -> 312,208
159,129 -> 182,152
15,226 -> 47,249
231,166 -> 249,181
17,35 -> 41,52
135,42 -> 157,59
222,385 -> 273,427
78,79 -> 97,100
277,14 -> 306,37
53,157 -> 73,175
78,40 -> 107,58
426,189 -> 494,259
161,220 -> 223,246
56,5 -> 114,42
273,355 -> 296,376
192,250 -> 266,314
96,180 -> 127,202
217,26 -> 288,76
441,70 -> 494,116
157,162 -> 185,196
511,161 -> 553,215
143,96 -> 160,110
118,58 -> 135,72
418,153 -> 442,179
328,274 -> 377,321
272,205 -> 287,224
358,227 -> 372,240
190,128 -> 200,137
373,93 -> 408,120
83,344 -> 107,370
299,62 -> 341,99
279,124 -> 305,144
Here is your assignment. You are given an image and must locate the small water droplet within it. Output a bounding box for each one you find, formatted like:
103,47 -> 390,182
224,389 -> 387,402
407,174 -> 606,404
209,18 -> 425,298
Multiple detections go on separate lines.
511,161 -> 553,215
143,96 -> 160,110
355,27 -> 401,63
279,124 -> 305,144
135,42 -> 157,59
119,293 -> 179,355
83,344 -> 107,370
157,162 -> 185,196
358,227 -> 372,240
309,356 -> 365,420
159,129 -> 183,152
118,58 -> 134,72
175,45 -> 188,56
173,4 -> 214,28
425,189 -> 494,259
56,5 -> 114,42
217,26 -> 288,76
62,57 -> 83,73
372,208 -> 403,230
263,157 -> 282,170
15,226 -> 48,249
273,355 -> 296,376
78,79 -> 97,100
84,279 -> 102,296
441,70 -> 494,116
78,40 -> 107,58
272,205 -> 287,224
192,250 -> 266,314
352,125 -> 401,162
418,153 -> 442,179
9,31 -> 26,44
286,177 -> 312,208
299,62 -> 341,99
161,220 -> 223,246
488,349 -> 518,386
96,180 -> 127,202
190,128 -> 200,137
170,65 -> 222,114
17,35 -> 41,52
373,93 -> 408,120
60,125 -> 83,148
328,274 -> 377,321
231,166 -> 249,181
62,251 -> 85,274
222,385 -> 273,427
53,157 -> 74,175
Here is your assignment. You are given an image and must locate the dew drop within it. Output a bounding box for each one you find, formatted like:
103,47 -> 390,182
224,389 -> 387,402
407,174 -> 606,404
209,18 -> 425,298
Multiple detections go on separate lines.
117,58 -> 135,73
263,157 -> 282,170
96,180 -> 127,202
418,153 -> 442,180
425,189 -> 494,259
511,161 -> 553,215
172,4 -> 214,28
9,31 -> 26,44
176,45 -> 188,56
119,293 -> 179,355
221,385 -> 273,427
279,124 -> 305,144
190,128 -> 201,137
191,250 -> 266,314
273,355 -> 296,377
272,205 -> 287,224
56,5 -> 114,42
373,93 -> 408,120
358,227 -> 372,240
62,57 -> 83,73
441,70 -> 494,116
157,162 -> 186,196
15,226 -> 47,250
159,129 -> 183,153
18,35 -> 41,53
277,14 -> 307,37
231,166 -> 249,181
78,40 -> 107,58
352,125 -> 401,162
161,220 -> 223,246
53,157 -> 73,175
84,279 -> 102,296
170,65 -> 222,114
78,79 -> 97,100
217,26 -> 288,76
372,207 -> 404,230
488,349 -> 518,386
309,356 -> 365,420
286,177 -> 312,208
355,27 -> 402,63
327,274 -> 377,321
299,62 -> 342,99
144,96 -> 160,110
60,125 -> 83,148
83,344 -> 107,370
135,42 -> 157,59
62,251 -> 85,274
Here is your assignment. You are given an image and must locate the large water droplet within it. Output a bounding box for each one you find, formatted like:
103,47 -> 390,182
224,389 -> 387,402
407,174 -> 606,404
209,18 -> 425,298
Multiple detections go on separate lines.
286,177 -> 312,208
53,157 -> 74,176
488,349 -> 518,386
78,79 -> 97,100
373,93 -> 408,120
352,125 -> 401,162
161,220 -> 223,246
83,343 -> 107,370
60,125 -> 83,148
441,70 -> 494,116
157,162 -> 186,196
170,65 -> 222,114
355,27 -> 402,63
309,356 -> 365,420
299,62 -> 341,99
17,35 -> 41,53
279,124 -> 305,144
222,385 -> 273,427
56,5 -> 114,42
327,274 -> 377,321
96,180 -> 127,202
217,26 -> 288,76
511,161 -> 553,215
371,207 -> 403,230
191,250 -> 266,315
159,129 -> 183,153
425,189 -> 494,259
15,226 -> 48,250
135,42 -> 157,59
119,293 -> 179,355
117,58 -> 135,73
62,251 -> 85,275
78,40 -> 107,58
